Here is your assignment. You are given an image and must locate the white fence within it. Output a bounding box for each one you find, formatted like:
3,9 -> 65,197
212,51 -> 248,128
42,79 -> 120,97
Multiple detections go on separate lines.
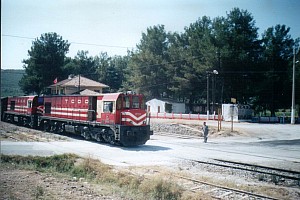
150,112 -> 221,120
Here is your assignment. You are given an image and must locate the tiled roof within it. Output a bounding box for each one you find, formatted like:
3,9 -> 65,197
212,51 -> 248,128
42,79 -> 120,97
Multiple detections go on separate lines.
77,89 -> 101,95
49,75 -> 109,88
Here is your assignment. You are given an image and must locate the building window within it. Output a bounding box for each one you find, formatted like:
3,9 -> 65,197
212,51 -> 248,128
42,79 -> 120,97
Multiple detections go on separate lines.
165,103 -> 172,113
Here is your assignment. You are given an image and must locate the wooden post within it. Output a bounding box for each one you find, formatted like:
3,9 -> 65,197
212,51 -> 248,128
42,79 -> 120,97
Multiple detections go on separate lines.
217,108 -> 222,132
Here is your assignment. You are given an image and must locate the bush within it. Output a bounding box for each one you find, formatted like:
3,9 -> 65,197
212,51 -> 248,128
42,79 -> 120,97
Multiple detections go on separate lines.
139,176 -> 183,200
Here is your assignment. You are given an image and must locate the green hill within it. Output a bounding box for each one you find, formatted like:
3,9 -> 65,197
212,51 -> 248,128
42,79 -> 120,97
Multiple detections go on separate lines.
1,69 -> 25,97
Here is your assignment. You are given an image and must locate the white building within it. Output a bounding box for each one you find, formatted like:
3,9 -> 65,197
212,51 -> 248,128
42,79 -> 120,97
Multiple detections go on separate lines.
146,98 -> 186,114
222,104 -> 253,122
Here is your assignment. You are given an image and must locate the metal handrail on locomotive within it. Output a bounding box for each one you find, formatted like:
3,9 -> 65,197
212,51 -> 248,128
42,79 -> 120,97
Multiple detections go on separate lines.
1,92 -> 152,146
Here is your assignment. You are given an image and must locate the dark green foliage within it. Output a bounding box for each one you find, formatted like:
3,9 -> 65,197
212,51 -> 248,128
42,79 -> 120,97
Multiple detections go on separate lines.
257,25 -> 295,116
126,25 -> 169,97
93,52 -> 129,92
63,50 -> 96,80
19,32 -> 70,95
1,69 -> 25,97
214,8 -> 262,104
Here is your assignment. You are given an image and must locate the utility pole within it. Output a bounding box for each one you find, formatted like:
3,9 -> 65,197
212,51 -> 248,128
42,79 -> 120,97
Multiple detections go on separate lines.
291,47 -> 298,124
207,73 -> 210,120
207,70 -> 219,120
291,48 -> 296,124
78,74 -> 81,93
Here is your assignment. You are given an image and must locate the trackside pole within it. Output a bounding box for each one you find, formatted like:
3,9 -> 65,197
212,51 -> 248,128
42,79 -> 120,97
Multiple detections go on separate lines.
218,108 -> 222,131
230,105 -> 234,132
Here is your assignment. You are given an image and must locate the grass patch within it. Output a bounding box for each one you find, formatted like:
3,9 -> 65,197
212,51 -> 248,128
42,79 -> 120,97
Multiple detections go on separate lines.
1,154 -> 184,200
1,154 -> 78,173
34,186 -> 44,199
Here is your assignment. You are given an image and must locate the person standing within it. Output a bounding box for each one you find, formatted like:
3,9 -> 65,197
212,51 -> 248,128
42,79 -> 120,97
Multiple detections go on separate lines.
202,122 -> 209,143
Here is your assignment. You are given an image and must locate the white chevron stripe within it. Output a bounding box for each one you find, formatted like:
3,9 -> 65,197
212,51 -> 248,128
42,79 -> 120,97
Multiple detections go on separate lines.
121,118 -> 145,126
121,112 -> 146,121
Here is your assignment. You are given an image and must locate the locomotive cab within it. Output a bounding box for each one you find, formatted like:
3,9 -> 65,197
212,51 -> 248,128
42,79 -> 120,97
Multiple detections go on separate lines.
95,92 -> 151,146
97,92 -> 147,125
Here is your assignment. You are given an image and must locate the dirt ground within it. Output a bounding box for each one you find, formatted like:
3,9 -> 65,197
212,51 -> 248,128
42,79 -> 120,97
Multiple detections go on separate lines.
0,166 -> 125,200
0,122 -> 69,142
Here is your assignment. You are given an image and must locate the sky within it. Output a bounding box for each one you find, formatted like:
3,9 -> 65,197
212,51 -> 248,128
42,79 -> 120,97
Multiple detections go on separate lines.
2,0 -> 300,69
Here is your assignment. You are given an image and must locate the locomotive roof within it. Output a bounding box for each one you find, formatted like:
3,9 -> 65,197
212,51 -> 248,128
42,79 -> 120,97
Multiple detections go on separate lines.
101,92 -> 122,101
6,95 -> 37,98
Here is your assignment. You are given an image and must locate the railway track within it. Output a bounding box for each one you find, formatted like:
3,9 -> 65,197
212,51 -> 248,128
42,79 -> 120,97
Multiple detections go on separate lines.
125,168 -> 281,200
176,175 -> 280,200
190,159 -> 300,187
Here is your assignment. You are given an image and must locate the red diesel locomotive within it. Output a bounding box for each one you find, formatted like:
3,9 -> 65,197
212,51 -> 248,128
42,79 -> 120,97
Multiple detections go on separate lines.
1,92 -> 152,146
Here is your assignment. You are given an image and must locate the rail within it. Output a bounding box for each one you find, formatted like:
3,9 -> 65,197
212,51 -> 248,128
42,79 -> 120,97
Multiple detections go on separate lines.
191,159 -> 300,187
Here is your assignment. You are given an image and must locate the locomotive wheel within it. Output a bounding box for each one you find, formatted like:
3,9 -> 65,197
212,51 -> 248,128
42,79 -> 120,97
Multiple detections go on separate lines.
81,129 -> 91,140
107,131 -> 115,145
95,134 -> 104,142
107,135 -> 114,145
43,121 -> 50,132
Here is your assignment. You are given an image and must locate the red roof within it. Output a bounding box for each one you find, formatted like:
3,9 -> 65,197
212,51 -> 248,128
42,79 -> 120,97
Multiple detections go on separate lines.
49,75 -> 109,88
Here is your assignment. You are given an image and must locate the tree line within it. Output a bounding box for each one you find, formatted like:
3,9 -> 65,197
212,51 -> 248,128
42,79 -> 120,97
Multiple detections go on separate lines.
19,8 -> 299,116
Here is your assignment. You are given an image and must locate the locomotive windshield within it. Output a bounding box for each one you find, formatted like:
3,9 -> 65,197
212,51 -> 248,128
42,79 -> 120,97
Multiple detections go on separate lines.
132,96 -> 139,108
117,94 -> 144,110
124,96 -> 130,109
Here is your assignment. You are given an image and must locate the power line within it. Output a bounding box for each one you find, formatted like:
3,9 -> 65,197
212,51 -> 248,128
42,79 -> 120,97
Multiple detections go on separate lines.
2,34 -> 134,49
2,34 -> 35,40
70,42 -> 131,49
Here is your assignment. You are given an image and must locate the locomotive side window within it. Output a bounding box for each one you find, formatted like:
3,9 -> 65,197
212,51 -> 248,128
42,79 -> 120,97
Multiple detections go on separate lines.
45,102 -> 51,114
27,100 -> 32,108
116,97 -> 122,110
10,101 -> 15,110
141,98 -> 145,109
103,101 -> 113,113
124,96 -> 130,108
132,96 -> 139,108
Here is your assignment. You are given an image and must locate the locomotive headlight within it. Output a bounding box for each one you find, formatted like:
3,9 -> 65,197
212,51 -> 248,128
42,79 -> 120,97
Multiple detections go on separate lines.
126,131 -> 133,136
143,121 -> 146,124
